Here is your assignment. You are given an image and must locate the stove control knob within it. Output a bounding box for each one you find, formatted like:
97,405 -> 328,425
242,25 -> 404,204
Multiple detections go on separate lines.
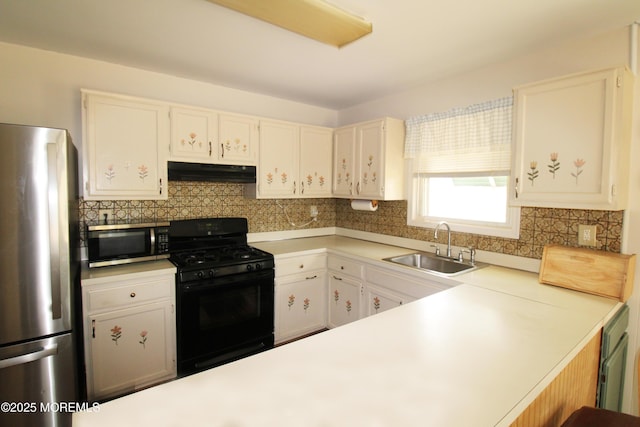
255,263 -> 262,270
246,264 -> 253,271
197,271 -> 205,279
208,270 -> 215,277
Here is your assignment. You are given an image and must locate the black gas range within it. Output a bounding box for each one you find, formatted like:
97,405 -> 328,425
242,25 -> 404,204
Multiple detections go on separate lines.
169,218 -> 275,376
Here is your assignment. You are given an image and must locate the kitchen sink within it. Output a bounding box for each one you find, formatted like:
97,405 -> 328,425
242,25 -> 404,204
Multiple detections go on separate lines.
383,252 -> 480,276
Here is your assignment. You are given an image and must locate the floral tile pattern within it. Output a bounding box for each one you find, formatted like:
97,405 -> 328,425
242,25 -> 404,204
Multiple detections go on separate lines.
78,181 -> 623,260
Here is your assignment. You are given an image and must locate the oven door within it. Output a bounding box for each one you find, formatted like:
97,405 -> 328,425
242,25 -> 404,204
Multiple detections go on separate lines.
176,268 -> 274,375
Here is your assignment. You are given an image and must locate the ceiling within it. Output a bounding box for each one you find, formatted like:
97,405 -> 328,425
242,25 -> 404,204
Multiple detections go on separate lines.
0,0 -> 639,109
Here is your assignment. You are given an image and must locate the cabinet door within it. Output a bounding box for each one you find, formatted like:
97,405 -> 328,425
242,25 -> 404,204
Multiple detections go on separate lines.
169,107 -> 217,162
83,91 -> 169,200
218,113 -> 259,165
511,67 -> 631,209
333,126 -> 356,197
87,301 -> 175,401
356,120 -> 385,199
328,273 -> 362,328
364,284 -> 408,317
299,126 -> 332,198
275,271 -> 326,344
258,120 -> 299,197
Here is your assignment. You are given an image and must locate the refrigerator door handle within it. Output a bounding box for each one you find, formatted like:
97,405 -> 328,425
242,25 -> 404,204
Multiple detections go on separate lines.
47,143 -> 62,320
0,344 -> 58,370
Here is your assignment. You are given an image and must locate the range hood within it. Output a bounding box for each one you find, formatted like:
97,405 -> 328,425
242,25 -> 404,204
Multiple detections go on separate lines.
168,161 -> 256,183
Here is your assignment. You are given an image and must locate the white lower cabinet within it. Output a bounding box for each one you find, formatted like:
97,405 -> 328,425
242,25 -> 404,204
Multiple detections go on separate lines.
327,255 -> 364,328
363,284 -> 409,317
274,254 -> 327,344
275,271 -> 327,344
275,251 -> 456,339
81,268 -> 176,401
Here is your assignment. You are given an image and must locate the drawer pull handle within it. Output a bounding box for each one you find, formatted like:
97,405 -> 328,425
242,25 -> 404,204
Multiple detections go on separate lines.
306,275 -> 317,280
332,275 -> 343,281
130,292 -> 136,298
92,319 -> 95,338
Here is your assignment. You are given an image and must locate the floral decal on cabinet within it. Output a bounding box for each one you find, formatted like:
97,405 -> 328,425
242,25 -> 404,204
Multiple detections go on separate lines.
548,152 -> 560,179
528,161 -> 539,185
345,300 -> 352,314
528,155 -> 587,186
334,289 -> 340,304
373,297 -> 381,313
265,168 -> 288,186
571,158 -> 586,184
138,164 -> 148,181
288,294 -> 295,309
139,330 -> 148,349
305,173 -> 325,189
337,159 -> 350,187
105,165 -> 116,182
181,132 -> 202,149
224,138 -> 247,154
110,325 -> 122,345
303,298 -> 310,313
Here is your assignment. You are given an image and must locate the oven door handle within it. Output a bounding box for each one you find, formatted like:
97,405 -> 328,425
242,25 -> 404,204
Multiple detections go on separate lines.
181,269 -> 274,292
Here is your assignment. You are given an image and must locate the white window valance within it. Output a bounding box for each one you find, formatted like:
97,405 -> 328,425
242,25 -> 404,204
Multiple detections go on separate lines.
404,97 -> 513,174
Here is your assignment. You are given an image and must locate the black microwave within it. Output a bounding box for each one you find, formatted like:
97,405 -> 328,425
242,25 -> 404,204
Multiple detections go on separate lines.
87,221 -> 170,268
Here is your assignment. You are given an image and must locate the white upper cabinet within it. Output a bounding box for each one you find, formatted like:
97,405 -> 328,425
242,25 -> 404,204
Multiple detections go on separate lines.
169,107 -> 258,165
298,126 -> 333,198
217,113 -> 259,164
169,106 -> 217,161
251,120 -> 332,198
82,90 -> 169,200
333,117 -> 405,200
510,67 -> 633,210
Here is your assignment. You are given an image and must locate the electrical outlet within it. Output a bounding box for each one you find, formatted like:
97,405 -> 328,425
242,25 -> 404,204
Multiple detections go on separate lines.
578,224 -> 597,247
310,205 -> 318,218
98,209 -> 112,224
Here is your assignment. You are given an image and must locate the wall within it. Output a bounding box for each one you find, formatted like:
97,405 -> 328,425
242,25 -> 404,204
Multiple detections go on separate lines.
0,41 -> 338,174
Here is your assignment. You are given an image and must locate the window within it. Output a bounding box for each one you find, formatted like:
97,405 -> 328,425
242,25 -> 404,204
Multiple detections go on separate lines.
405,97 -> 520,238
408,172 -> 520,238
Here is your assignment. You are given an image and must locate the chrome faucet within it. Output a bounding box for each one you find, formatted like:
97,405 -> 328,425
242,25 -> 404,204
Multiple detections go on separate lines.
434,221 -> 452,258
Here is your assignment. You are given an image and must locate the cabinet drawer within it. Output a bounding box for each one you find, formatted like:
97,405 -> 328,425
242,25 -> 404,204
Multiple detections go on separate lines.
366,266 -> 450,299
275,254 -> 326,277
328,256 -> 363,278
87,278 -> 173,312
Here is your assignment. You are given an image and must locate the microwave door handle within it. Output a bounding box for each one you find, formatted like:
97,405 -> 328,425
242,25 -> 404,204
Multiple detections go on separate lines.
47,143 -> 62,320
150,228 -> 156,255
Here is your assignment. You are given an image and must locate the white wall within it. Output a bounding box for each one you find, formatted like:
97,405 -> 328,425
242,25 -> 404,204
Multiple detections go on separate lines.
340,24 -> 640,415
0,41 -> 338,155
338,27 -> 630,124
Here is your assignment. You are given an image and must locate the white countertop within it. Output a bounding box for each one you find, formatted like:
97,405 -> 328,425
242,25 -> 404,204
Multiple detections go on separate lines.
73,236 -> 620,427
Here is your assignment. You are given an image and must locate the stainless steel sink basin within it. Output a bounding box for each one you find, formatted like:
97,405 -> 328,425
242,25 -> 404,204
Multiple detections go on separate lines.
383,252 -> 479,276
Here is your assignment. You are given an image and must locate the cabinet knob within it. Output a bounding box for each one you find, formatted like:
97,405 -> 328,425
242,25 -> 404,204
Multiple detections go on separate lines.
130,292 -> 136,298
299,264 -> 304,269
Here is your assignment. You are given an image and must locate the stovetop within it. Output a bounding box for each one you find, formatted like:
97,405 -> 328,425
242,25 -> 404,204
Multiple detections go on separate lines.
168,218 -> 274,283
171,246 -> 274,283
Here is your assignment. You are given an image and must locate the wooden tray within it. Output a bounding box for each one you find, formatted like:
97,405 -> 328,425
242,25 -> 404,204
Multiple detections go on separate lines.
539,245 -> 636,301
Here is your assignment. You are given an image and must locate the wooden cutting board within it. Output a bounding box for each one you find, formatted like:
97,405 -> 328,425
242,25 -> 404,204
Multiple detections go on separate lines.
539,245 -> 636,301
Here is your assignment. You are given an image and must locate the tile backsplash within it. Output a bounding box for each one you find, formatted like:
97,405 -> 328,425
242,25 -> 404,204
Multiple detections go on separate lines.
79,181 -> 623,260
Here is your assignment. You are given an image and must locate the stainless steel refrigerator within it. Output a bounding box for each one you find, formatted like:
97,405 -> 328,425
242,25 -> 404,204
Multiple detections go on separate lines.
0,123 -> 80,427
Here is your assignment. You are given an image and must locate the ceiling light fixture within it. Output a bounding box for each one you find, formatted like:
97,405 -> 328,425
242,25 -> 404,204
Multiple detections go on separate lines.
207,0 -> 372,48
